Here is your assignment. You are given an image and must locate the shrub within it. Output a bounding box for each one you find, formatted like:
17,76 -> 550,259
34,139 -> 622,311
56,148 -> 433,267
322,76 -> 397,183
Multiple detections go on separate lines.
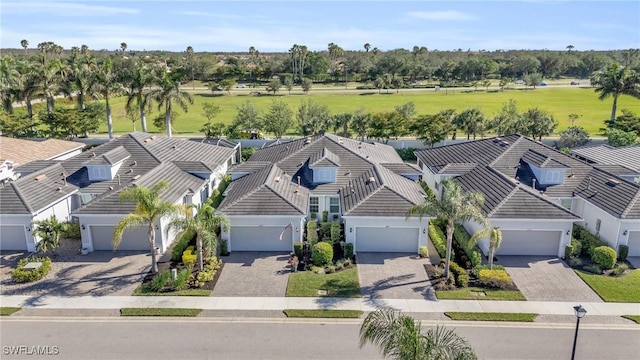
220,239 -> 229,256
172,229 -> 195,262
583,264 -> 602,274
419,246 -> 429,258
573,224 -> 608,257
306,221 -> 318,243
343,258 -> 352,267
62,222 -> 81,239
335,261 -> 344,271
395,148 -> 417,162
325,265 -> 335,274
150,270 -> 172,292
322,211 -> 329,223
11,256 -> 52,283
453,224 -> 482,268
449,261 -> 469,288
478,269 -> 512,289
612,263 -> 629,276
618,245 -> 629,262
471,264 -> 505,277
312,266 -> 324,274
344,243 -> 354,259
310,212 -> 317,220
312,242 -> 334,266
182,246 -> 197,266
570,238 -> 582,257
319,222 -> 332,240
592,246 -> 617,270
174,268 -> 191,290
209,175 -> 231,208
564,244 -> 574,259
428,220 -> 452,260
293,242 -> 303,259
195,257 -> 222,287
567,257 -> 584,268
330,223 -> 341,244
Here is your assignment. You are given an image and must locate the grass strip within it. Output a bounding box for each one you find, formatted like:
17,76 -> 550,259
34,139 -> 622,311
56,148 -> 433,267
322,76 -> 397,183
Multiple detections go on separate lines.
120,308 -> 202,317
286,267 -> 360,297
445,312 -> 537,322
0,307 -> 22,316
575,270 -> 640,303
283,309 -> 363,318
622,315 -> 640,324
435,287 -> 526,301
132,285 -> 211,297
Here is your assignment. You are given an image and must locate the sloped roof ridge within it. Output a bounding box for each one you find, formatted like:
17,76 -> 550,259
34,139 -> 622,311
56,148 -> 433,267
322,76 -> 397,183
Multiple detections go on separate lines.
323,134 -> 376,166
10,182 -> 33,213
342,168 -> 384,214
264,170 -> 307,214
489,135 -> 526,167
217,165 -> 274,210
128,132 -> 163,164
622,190 -> 640,219
375,165 -> 424,205
271,135 -> 323,165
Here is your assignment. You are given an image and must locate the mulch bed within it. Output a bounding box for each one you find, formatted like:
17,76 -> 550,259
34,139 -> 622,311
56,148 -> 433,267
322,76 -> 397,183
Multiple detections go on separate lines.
140,259 -> 225,293
424,263 -> 517,291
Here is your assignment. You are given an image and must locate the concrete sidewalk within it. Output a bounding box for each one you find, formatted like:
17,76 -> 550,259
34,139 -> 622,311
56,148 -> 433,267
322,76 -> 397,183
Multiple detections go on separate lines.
1,295 -> 638,316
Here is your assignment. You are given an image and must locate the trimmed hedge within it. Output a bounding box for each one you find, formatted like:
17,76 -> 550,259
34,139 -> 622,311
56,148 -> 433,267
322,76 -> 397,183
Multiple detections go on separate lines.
344,243 -> 354,259
182,246 -> 197,266
592,246 -> 617,270
618,245 -> 629,262
428,220 -> 452,260
573,224 -> 608,257
171,229 -> 196,262
330,223 -> 341,244
12,256 -> 52,283
478,269 -> 512,289
306,221 -> 318,243
449,261 -> 469,288
453,224 -> 482,268
210,175 -> 231,209
293,242 -> 303,259
312,242 -> 334,266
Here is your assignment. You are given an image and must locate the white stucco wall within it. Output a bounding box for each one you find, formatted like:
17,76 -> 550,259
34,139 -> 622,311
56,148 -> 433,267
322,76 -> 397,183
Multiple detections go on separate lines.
617,220 -> 640,250
463,218 -> 574,257
0,214 -> 34,252
342,216 -> 428,254
573,197 -> 625,249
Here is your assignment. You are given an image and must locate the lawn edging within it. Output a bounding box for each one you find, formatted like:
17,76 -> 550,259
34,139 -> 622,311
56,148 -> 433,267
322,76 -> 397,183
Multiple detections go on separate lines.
445,312 -> 537,322
120,308 -> 202,317
435,287 -> 526,301
283,309 -> 363,318
622,315 -> 640,324
286,266 -> 360,297
0,307 -> 22,316
132,285 -> 211,297
574,269 -> 640,302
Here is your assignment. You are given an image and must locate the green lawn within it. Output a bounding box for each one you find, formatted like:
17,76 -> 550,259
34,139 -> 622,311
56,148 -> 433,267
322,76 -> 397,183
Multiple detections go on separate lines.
286,267 -> 361,297
435,287 -> 526,301
132,285 -> 211,296
92,87 -> 639,136
0,307 -> 22,316
575,269 -> 640,302
283,309 -> 363,318
120,308 -> 202,317
622,315 -> 640,324
445,312 -> 537,322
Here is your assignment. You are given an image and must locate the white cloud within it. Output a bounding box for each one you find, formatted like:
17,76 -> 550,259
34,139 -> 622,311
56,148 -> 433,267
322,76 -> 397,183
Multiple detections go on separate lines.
178,11 -> 243,20
1,1 -> 139,16
406,10 -> 476,21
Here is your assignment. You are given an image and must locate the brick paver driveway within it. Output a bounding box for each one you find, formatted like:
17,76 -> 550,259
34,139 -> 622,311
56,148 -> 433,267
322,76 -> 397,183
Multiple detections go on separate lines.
213,252 -> 290,297
357,253 -> 435,301
497,256 -> 602,302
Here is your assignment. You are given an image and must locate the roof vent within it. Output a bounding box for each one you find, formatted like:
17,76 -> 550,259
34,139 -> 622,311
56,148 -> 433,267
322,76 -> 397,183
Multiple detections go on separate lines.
108,186 -> 114,191
34,174 -> 47,181
304,137 -> 312,145
91,152 -> 96,157
132,175 -> 141,180
131,161 -> 137,166
607,178 -> 621,186
368,176 -> 376,184
172,145 -> 177,149
57,187 -> 62,191
568,172 -> 575,178
128,169 -> 134,173
274,176 -> 281,182
345,170 -> 351,176
586,176 -> 592,190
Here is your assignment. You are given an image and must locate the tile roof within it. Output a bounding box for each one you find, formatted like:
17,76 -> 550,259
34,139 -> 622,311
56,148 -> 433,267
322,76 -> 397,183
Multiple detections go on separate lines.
415,134 -> 637,219
572,144 -> 640,171
83,146 -> 131,166
0,163 -> 78,214
573,167 -> 640,219
593,164 -> 640,177
188,137 -> 239,149
0,137 -> 83,167
309,147 -> 340,167
380,163 -> 422,176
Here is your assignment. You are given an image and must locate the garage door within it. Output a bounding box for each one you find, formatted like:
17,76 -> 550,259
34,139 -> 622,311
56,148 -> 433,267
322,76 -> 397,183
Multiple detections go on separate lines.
627,231 -> 640,257
356,227 -> 419,253
0,225 -> 27,251
498,230 -> 561,256
91,226 -> 150,251
230,226 -> 292,252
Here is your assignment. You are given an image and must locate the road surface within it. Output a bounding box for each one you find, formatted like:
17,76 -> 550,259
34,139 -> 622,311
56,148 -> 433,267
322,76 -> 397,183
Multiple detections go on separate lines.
1,317 -> 637,359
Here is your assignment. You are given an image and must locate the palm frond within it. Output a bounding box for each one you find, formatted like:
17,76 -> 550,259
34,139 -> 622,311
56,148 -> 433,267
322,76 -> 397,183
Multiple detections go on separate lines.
113,213 -> 147,249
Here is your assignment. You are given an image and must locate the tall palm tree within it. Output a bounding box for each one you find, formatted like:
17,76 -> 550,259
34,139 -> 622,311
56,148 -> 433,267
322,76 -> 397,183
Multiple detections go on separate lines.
364,43 -> 371,53
92,58 -> 121,139
114,181 -> 183,274
169,202 -> 229,271
470,226 -> 503,270
360,309 -> 477,360
407,179 -> 487,278
37,55 -> 68,114
15,60 -> 39,121
20,39 -> 29,55
145,70 -> 193,137
120,42 -> 127,53
125,58 -> 157,132
0,56 -> 21,113
590,62 -> 640,122
66,51 -> 98,111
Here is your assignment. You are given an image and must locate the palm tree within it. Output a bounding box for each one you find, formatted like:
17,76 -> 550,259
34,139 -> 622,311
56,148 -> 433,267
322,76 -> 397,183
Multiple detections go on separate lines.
120,42 -> 127,53
407,179 -> 487,278
364,43 -> 371,53
20,39 -> 29,55
37,56 -> 68,114
125,58 -> 157,132
92,58 -> 121,139
0,56 -> 21,113
470,226 -> 502,270
114,181 -> 183,274
169,202 -> 229,271
33,215 -> 65,255
146,70 -> 194,137
15,60 -> 40,121
66,51 -> 98,111
360,309 -> 477,360
590,62 -> 640,123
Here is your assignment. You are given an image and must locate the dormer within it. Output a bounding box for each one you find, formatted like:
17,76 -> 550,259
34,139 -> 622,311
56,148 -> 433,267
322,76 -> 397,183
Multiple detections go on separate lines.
522,149 -> 569,186
83,146 -> 131,182
309,147 -> 339,184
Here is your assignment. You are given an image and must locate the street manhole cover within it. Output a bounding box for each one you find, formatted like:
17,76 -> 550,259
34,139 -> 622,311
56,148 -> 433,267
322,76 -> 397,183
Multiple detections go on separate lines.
317,290 -> 328,295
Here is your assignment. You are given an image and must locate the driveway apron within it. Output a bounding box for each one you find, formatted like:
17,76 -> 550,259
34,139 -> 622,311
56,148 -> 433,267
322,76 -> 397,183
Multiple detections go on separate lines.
357,253 -> 435,301
497,256 -> 603,302
213,252 -> 290,297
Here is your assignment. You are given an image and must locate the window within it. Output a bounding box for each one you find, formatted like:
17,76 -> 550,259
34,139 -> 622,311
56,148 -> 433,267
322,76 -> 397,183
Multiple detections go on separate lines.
330,197 -> 340,213
183,195 -> 193,206
317,169 -> 333,182
309,197 -> 319,213
561,199 -> 572,209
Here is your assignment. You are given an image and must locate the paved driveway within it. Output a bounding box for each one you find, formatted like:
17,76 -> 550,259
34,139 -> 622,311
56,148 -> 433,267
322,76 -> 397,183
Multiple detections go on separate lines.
357,253 -> 435,301
213,252 -> 290,297
1,247 -> 149,297
497,256 -> 602,302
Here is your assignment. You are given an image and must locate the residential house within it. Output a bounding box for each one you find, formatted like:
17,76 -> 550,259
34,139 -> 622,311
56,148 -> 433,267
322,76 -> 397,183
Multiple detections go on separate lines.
415,134 -> 640,257
218,134 -> 427,253
0,133 -> 235,253
571,144 -> 640,181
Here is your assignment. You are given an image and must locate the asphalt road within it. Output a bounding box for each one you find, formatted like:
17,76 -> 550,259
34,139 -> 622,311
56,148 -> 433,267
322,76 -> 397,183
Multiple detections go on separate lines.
1,318 -> 638,360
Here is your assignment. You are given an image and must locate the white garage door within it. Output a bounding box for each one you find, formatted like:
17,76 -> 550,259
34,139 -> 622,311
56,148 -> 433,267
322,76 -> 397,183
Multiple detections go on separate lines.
91,226 -> 150,251
498,230 -> 561,256
0,225 -> 27,251
230,226 -> 292,252
627,231 -> 640,257
356,227 -> 419,253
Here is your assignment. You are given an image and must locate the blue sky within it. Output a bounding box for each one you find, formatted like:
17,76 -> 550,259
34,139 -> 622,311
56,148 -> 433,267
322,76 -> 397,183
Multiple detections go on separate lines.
1,1 -> 639,52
